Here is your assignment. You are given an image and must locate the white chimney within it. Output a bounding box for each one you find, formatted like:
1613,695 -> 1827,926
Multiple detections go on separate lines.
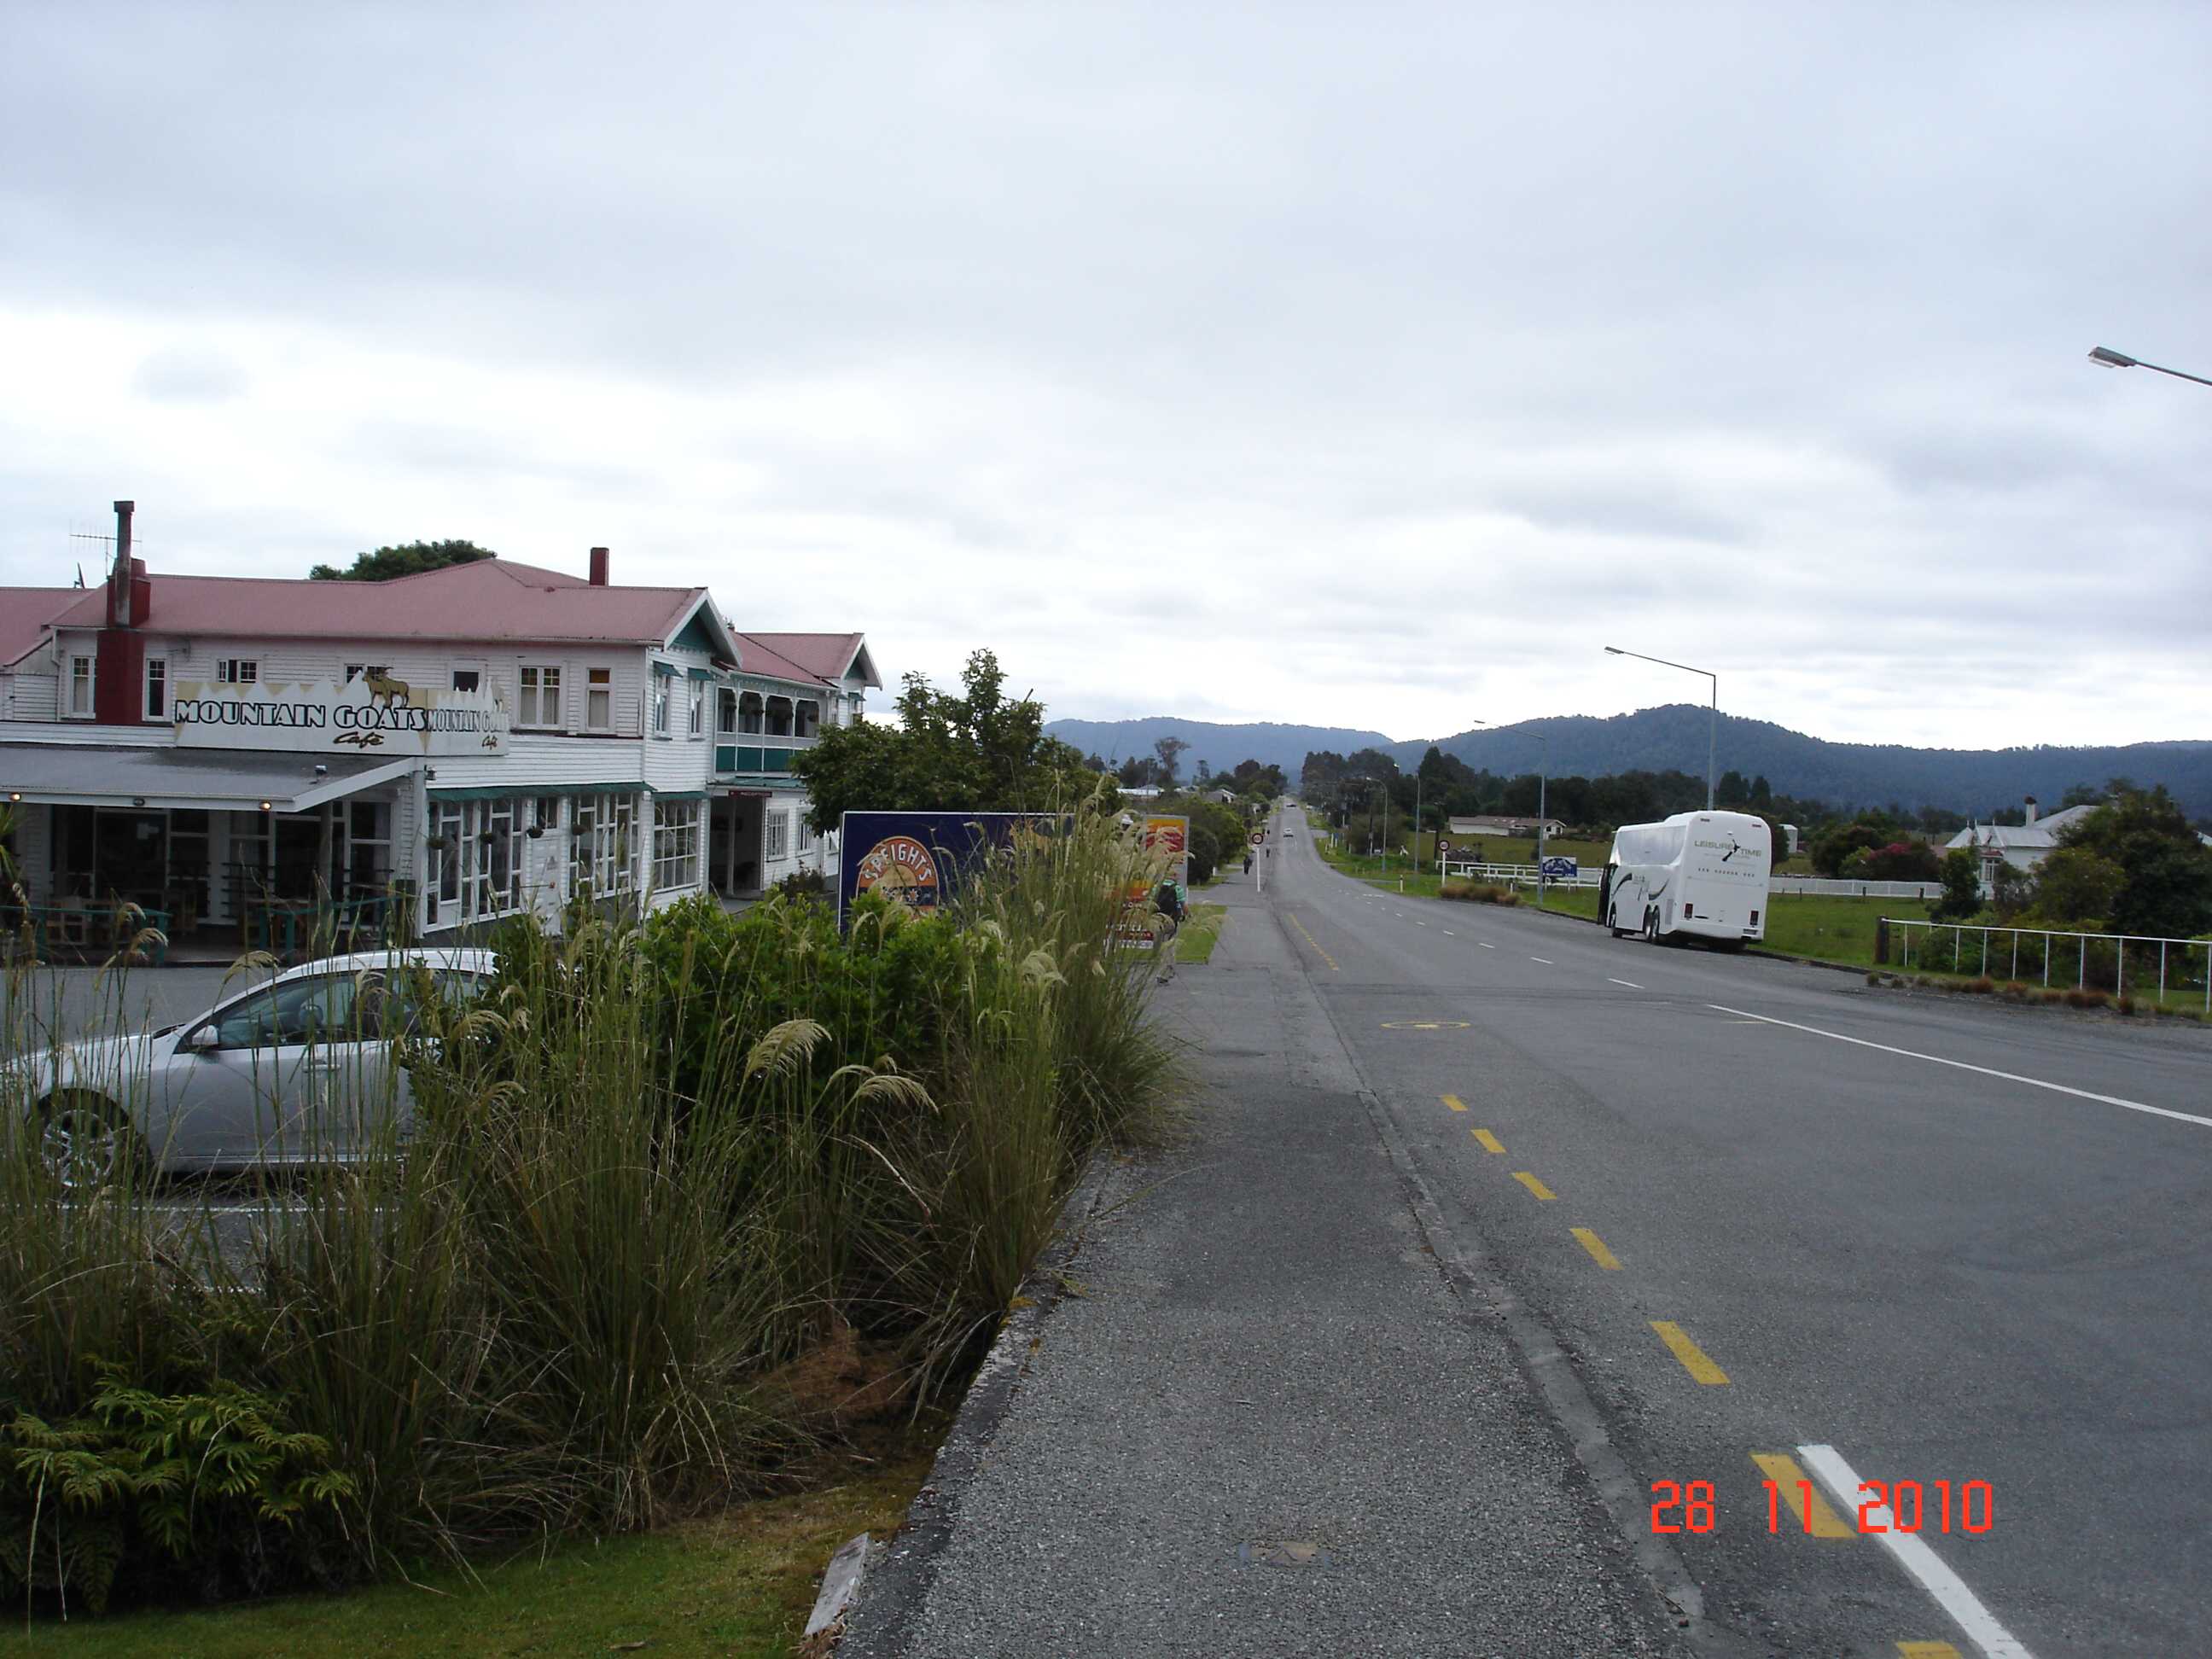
2023,796 -> 2039,827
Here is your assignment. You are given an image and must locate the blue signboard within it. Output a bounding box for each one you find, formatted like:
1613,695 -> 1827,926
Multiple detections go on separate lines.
835,811 -> 1057,929
1540,855 -> 1580,879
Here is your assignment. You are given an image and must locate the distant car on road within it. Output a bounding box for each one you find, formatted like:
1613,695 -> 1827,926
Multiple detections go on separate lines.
4,948 -> 495,1187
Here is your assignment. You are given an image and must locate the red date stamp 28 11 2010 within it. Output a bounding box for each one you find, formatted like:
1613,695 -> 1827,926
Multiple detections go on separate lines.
1650,1478 -> 1994,1535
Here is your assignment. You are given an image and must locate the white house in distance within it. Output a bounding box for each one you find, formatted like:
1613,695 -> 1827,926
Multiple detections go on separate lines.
1943,797 -> 2097,891
1447,813 -> 1568,840
0,504 -> 877,958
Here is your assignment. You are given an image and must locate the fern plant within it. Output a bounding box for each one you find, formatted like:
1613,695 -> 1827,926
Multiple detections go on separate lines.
0,1368 -> 357,1615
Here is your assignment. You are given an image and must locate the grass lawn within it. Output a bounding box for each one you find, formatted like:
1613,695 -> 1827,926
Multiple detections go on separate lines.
1,1442 -> 936,1659
1175,903 -> 1225,963
1756,894 -> 1933,969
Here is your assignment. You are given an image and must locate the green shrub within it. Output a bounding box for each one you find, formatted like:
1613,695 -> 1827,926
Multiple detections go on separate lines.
0,1371 -> 355,1614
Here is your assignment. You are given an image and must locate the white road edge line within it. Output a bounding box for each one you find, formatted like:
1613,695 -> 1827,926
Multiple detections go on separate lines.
1708,1004 -> 2212,1130
1796,1443 -> 2033,1659
1608,978 -> 1642,989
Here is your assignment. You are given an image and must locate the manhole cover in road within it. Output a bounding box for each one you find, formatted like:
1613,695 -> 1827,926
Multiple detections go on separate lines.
1378,1020 -> 1470,1029
1237,1540 -> 1334,1568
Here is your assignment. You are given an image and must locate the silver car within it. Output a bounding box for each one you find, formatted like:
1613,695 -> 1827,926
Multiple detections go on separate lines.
5,948 -> 496,1185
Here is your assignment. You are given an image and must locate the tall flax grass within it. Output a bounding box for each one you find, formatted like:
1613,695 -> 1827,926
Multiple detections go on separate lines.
0,798 -> 1175,1612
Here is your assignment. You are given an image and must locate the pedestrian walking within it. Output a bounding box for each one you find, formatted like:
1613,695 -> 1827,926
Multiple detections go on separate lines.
1152,872 -> 1186,982
1243,850 -> 1254,876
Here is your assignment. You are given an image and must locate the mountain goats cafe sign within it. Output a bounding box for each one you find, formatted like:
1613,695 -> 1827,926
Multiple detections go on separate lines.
172,678 -> 509,756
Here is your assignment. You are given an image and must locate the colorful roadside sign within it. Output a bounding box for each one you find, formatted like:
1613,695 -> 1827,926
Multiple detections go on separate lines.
1114,814 -> 1190,949
1540,855 -> 1580,879
835,810 -> 1058,929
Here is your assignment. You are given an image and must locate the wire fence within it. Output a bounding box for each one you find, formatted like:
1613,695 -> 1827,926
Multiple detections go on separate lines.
1882,917 -> 2212,1010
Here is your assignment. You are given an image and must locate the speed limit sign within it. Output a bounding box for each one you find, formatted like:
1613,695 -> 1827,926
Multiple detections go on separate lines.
1436,837 -> 1452,855
1249,830 -> 1266,847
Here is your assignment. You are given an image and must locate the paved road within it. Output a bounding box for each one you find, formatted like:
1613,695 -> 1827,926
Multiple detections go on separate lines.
1272,806 -> 2212,1656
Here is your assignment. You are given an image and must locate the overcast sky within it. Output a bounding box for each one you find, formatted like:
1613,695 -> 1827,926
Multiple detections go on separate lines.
5,2 -> 2208,750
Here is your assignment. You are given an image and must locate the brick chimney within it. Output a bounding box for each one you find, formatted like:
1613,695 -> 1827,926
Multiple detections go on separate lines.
2023,796 -> 2039,827
589,545 -> 610,586
94,498 -> 154,723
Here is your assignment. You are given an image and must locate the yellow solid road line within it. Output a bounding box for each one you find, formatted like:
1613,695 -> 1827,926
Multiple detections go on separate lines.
1443,1093 -> 1469,1112
1287,913 -> 1339,971
1512,1171 -> 1557,1200
1895,1644 -> 1964,1658
1650,1321 -> 1730,1384
1472,1127 -> 1505,1154
1571,1226 -> 1621,1268
1750,1452 -> 1854,1537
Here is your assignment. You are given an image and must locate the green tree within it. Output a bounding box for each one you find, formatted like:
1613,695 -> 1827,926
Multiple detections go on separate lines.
2050,784 -> 2212,937
1152,736 -> 1190,790
1933,847 -> 1982,921
790,649 -> 1103,831
1810,819 -> 1888,878
308,538 -> 498,581
2031,846 -> 2127,926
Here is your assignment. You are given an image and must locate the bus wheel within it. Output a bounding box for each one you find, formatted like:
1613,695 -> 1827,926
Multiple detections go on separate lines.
1644,907 -> 1658,942
1607,906 -> 1624,939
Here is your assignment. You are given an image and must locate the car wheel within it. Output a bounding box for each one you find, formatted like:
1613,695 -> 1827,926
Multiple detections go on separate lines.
35,1093 -> 144,1192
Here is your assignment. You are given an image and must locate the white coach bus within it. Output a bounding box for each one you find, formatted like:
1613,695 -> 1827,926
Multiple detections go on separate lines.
1600,811 -> 1772,949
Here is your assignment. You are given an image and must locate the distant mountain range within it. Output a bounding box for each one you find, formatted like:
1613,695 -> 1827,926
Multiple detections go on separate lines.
1045,706 -> 2212,818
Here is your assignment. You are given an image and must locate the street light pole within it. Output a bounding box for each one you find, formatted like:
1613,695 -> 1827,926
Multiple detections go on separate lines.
1536,730 -> 1549,905
2088,345 -> 2212,389
1604,646 -> 1718,809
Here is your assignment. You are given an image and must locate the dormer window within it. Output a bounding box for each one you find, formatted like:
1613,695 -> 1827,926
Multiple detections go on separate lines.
216,659 -> 259,685
67,655 -> 92,716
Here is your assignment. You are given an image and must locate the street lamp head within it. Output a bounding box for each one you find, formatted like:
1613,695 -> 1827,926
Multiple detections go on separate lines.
2088,346 -> 2139,369
1604,646 -> 1624,655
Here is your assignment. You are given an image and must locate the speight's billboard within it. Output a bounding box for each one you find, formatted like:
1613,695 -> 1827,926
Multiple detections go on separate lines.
835,811 -> 1057,929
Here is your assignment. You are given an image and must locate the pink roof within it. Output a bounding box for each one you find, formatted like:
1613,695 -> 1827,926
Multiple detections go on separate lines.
1,588 -> 88,669
41,559 -> 717,648
733,631 -> 879,688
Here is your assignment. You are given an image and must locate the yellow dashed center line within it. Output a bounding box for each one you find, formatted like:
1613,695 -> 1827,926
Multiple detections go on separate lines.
1471,1127 -> 1505,1154
1286,913 -> 1339,971
1571,1226 -> 1621,1269
1442,1093 -> 1468,1112
1750,1452 -> 1854,1537
1512,1171 -> 1557,1201
1650,1320 -> 1730,1384
1896,1644 -> 1964,1658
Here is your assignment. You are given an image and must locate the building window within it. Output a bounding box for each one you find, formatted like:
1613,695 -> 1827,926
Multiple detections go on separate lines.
215,659 -> 259,685
517,665 -> 562,728
68,655 -> 92,716
143,656 -> 167,719
797,816 -> 816,853
795,699 -> 820,738
586,667 -> 613,731
718,688 -> 737,735
687,680 -> 705,739
570,793 -> 639,899
738,690 -> 764,733
765,696 -> 793,736
451,669 -> 481,694
650,675 -> 671,736
428,799 -> 524,928
344,663 -> 392,683
765,811 -> 789,861
652,800 -> 702,892
536,796 -> 562,831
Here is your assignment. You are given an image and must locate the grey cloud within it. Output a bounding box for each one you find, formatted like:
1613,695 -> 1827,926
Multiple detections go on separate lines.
133,346 -> 247,404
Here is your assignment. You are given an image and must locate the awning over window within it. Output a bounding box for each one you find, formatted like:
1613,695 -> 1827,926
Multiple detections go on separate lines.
0,742 -> 415,812
651,788 -> 709,803
685,667 -> 713,683
651,661 -> 678,678
429,781 -> 641,802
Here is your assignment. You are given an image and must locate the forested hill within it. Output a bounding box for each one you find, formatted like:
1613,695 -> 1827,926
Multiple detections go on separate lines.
1042,716 -> 1393,780
1394,707 -> 2212,818
1047,707 -> 2212,818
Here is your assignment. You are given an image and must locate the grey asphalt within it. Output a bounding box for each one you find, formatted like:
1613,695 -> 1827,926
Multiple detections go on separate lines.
849,814 -> 2212,1657
846,851 -> 1692,1657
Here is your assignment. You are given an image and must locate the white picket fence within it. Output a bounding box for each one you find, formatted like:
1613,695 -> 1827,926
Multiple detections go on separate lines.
1883,917 -> 2212,1008
1771,877 -> 1944,899
1439,861 -> 1600,888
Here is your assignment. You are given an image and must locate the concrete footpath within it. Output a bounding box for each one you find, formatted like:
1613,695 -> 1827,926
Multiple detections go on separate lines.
841,870 -> 1686,1657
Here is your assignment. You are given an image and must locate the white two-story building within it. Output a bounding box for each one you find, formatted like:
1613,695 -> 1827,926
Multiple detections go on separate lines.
1,505 -> 876,958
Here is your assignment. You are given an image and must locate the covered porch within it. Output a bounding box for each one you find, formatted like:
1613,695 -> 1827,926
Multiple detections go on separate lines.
2,744 -> 419,964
